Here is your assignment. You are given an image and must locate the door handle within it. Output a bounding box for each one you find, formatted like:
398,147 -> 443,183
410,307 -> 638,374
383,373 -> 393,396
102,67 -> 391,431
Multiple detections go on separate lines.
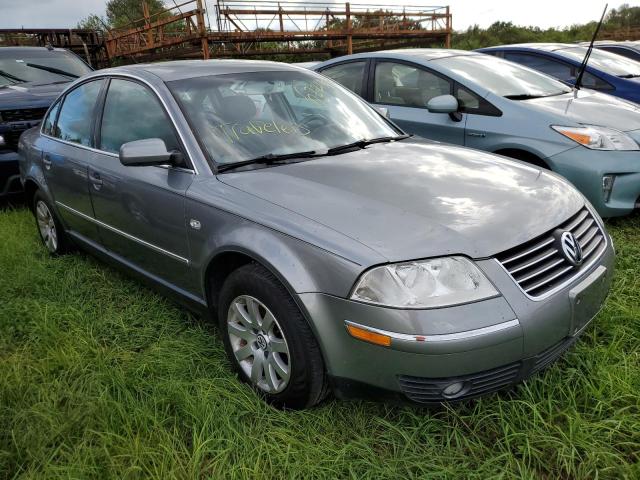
89,172 -> 103,190
42,155 -> 52,170
467,132 -> 486,138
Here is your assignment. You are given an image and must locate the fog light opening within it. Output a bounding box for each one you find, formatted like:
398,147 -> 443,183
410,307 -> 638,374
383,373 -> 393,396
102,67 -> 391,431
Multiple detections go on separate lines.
441,381 -> 469,399
602,175 -> 615,203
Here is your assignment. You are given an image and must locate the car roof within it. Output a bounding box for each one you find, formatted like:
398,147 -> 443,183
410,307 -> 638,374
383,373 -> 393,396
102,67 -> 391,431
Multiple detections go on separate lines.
97,59 -> 308,82
482,43 -> 583,52
0,46 -> 73,55
373,48 -> 476,60
312,49 -> 478,70
590,40 -> 640,49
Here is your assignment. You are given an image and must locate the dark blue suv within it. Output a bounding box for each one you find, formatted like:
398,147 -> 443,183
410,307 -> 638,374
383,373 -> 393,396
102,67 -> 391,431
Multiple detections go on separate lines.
1,47 -> 92,197
478,43 -> 640,104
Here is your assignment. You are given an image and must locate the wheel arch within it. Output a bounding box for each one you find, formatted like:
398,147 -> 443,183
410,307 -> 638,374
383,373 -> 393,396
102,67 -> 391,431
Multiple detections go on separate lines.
203,246 -> 336,371
23,178 -> 40,210
492,148 -> 551,170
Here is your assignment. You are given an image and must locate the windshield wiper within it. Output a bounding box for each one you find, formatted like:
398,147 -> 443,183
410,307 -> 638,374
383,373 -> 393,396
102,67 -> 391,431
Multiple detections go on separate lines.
25,63 -> 79,79
217,150 -> 318,173
327,134 -> 410,155
0,69 -> 25,84
504,94 -> 546,100
619,74 -> 640,79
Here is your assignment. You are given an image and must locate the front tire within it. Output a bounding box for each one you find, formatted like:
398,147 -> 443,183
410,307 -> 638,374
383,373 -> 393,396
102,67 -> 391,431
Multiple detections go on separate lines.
32,191 -> 72,255
218,263 -> 328,409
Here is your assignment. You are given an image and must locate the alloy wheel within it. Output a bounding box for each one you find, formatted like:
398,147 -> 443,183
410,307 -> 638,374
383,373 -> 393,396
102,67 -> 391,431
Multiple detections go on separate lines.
36,200 -> 58,253
227,295 -> 291,393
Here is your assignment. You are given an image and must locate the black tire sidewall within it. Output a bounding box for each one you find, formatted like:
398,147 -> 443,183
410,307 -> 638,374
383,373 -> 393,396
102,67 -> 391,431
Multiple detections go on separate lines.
218,263 -> 326,409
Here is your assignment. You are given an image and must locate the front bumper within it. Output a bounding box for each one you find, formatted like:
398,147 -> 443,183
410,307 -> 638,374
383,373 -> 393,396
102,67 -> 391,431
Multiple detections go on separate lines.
547,147 -> 640,217
0,149 -> 21,197
298,238 -> 615,404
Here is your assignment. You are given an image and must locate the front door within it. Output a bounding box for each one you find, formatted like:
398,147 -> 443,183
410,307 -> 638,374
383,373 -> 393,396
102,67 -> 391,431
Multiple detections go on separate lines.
370,60 -> 466,145
87,77 -> 194,289
40,79 -> 105,241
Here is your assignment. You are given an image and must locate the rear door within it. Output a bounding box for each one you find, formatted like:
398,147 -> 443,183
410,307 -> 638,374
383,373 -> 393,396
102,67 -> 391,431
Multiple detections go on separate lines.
86,77 -> 194,288
318,60 -> 368,98
40,78 -> 105,241
368,59 -> 466,145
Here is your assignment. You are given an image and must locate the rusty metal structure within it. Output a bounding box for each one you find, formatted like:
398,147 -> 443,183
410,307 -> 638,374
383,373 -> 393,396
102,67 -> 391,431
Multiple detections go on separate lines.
0,1 -> 452,66
0,28 -> 107,67
104,0 -> 452,62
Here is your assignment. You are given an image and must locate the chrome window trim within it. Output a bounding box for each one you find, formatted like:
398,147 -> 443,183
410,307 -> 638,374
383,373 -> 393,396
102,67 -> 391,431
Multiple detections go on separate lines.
39,133 -> 195,175
55,201 -> 190,265
494,204 -> 609,302
344,319 -> 520,343
40,71 -> 205,175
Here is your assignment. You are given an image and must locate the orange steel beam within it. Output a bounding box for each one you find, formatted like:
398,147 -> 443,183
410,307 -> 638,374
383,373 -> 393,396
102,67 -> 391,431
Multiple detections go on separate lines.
107,10 -> 198,41
220,9 -> 451,18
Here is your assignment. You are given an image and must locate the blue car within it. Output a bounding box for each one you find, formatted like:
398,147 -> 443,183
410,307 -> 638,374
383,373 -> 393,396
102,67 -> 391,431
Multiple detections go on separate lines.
313,49 -> 640,217
590,41 -> 640,63
478,43 -> 640,104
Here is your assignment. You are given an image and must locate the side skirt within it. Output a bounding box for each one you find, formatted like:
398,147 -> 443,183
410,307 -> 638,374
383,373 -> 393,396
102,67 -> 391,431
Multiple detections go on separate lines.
67,230 -> 210,319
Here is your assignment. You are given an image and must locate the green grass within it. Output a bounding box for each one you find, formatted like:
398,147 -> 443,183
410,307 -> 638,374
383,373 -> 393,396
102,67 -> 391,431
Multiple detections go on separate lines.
0,202 -> 638,479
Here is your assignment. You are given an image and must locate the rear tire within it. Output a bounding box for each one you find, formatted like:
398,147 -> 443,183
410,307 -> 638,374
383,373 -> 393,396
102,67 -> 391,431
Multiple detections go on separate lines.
32,191 -> 72,255
218,263 -> 328,409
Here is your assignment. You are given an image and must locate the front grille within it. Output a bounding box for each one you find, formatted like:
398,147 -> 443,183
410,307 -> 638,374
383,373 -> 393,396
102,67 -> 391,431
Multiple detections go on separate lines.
496,208 -> 606,298
0,107 -> 48,123
398,362 -> 521,403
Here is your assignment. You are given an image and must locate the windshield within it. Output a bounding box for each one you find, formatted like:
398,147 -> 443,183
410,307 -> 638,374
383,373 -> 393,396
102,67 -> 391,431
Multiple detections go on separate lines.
0,50 -> 92,86
436,54 -> 573,98
167,70 -> 399,165
557,46 -> 640,77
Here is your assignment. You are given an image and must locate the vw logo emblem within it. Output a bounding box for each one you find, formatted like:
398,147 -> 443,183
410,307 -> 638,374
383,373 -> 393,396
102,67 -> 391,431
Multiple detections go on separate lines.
558,231 -> 583,266
256,334 -> 268,350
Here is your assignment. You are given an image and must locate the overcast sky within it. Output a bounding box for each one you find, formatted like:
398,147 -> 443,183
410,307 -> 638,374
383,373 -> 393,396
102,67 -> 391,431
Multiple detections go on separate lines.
0,0 -> 637,31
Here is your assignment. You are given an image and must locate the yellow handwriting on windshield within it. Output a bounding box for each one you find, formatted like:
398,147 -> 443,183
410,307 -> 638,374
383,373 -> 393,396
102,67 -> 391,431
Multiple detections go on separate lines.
216,120 -> 311,144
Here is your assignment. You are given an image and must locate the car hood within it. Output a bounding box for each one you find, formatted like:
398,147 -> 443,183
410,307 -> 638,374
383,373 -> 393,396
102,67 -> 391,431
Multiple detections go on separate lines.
0,81 -> 67,109
522,88 -> 640,132
218,140 -> 584,262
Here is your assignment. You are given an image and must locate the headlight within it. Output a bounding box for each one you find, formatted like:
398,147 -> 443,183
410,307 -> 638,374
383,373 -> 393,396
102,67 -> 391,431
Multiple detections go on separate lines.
552,125 -> 639,150
350,256 -> 498,309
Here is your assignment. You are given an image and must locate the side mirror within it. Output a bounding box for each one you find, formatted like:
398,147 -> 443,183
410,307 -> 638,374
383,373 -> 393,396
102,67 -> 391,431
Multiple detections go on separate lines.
374,106 -> 390,118
426,94 -> 459,114
119,138 -> 174,167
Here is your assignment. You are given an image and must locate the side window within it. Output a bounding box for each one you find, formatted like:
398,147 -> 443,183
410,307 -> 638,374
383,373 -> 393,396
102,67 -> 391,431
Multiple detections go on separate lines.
320,61 -> 366,96
599,46 -> 640,62
581,72 -> 614,90
374,61 -> 451,108
55,80 -> 104,146
455,85 -> 502,117
41,101 -> 61,136
456,86 -> 480,110
99,79 -> 180,154
505,53 -> 573,81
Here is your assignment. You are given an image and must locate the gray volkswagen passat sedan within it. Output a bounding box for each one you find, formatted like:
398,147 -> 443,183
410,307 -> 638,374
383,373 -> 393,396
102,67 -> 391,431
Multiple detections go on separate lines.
18,60 -> 614,408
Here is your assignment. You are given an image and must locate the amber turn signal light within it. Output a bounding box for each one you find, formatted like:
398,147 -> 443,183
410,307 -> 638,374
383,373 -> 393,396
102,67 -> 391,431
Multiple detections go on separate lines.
346,323 -> 391,347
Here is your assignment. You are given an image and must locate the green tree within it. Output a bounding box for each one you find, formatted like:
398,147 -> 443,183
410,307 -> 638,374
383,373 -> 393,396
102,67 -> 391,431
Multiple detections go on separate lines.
78,0 -> 168,30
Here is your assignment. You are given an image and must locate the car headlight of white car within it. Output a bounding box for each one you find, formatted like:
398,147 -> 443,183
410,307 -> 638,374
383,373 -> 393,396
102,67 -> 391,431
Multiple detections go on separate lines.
350,256 -> 498,309
552,125 -> 639,150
